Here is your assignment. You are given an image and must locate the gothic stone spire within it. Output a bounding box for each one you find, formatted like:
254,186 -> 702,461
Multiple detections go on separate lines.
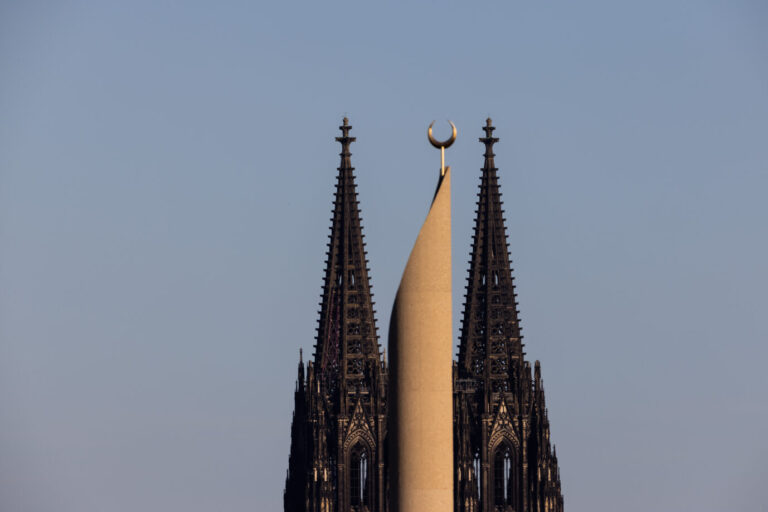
313,117 -> 383,409
286,118 -> 388,512
453,120 -> 563,512
457,118 -> 524,391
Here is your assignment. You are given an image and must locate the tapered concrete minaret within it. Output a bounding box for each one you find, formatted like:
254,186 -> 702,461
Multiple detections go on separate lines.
388,123 -> 454,512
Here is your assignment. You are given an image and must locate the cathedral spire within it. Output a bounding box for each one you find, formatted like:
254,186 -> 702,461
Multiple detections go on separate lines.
457,119 -> 523,388
314,117 -> 382,408
287,119 -> 388,512
453,120 -> 563,512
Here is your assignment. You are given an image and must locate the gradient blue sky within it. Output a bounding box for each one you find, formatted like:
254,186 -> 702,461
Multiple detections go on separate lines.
1,2 -> 767,511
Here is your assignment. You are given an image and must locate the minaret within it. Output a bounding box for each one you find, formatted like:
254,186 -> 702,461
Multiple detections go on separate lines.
285,118 -> 388,512
389,124 -> 454,512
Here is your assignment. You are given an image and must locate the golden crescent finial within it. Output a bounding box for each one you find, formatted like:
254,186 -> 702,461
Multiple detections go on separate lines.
428,120 -> 457,177
428,120 -> 457,149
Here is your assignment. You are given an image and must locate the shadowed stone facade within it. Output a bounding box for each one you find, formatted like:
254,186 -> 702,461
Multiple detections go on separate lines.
284,119 -> 387,512
453,120 -> 563,512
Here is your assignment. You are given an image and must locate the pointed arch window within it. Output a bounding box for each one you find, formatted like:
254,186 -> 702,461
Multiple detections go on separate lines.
493,442 -> 517,508
349,443 -> 371,510
473,449 -> 482,508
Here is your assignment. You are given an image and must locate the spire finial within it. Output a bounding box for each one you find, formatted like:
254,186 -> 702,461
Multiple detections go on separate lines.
428,120 -> 457,177
341,117 -> 350,136
480,118 -> 499,165
336,116 -> 355,169
483,117 -> 495,138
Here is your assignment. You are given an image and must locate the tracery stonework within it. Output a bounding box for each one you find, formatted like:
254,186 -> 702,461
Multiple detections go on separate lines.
453,120 -> 562,512
284,118 -> 387,512
284,119 -> 564,512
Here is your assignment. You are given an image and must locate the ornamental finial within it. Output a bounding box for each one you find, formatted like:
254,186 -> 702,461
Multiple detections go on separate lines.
480,118 -> 499,166
428,120 -> 457,176
336,117 -> 355,167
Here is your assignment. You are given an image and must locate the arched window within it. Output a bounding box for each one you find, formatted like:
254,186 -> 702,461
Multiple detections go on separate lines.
349,444 -> 370,510
473,449 -> 482,508
493,443 -> 516,508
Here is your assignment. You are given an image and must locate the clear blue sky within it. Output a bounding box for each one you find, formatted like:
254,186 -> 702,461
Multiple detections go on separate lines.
1,2 -> 766,511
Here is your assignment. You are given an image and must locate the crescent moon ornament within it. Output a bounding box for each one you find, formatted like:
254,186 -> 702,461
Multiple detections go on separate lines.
428,120 -> 457,176
428,120 -> 457,149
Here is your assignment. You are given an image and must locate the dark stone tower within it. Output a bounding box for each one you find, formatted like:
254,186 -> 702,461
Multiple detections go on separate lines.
284,118 -> 388,512
453,120 -> 563,512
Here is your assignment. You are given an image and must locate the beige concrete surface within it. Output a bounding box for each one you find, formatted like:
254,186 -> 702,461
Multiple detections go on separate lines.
388,167 -> 453,512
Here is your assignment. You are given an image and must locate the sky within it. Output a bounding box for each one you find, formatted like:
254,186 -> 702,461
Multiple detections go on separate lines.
1,1 -> 767,511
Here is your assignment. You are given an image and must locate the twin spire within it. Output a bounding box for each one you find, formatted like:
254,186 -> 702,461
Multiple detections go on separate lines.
317,115 -> 520,388
287,117 -> 564,512
458,117 -> 525,385
313,116 -> 382,406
